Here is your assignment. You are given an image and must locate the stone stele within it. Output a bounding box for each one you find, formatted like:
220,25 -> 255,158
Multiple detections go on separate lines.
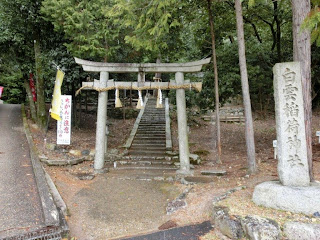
253,62 -> 320,215
273,62 -> 309,187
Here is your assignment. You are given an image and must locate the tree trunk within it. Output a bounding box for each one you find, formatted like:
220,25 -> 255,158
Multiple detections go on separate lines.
24,78 -> 37,121
273,1 -> 282,62
207,0 -> 221,164
34,38 -> 47,130
291,0 -> 313,180
235,0 -> 257,174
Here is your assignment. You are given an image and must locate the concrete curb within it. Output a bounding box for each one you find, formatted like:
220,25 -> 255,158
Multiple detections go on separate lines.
21,105 -> 60,227
41,157 -> 85,166
44,171 -> 67,216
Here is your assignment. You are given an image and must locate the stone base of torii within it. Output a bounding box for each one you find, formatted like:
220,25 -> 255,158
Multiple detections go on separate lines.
75,57 -> 211,175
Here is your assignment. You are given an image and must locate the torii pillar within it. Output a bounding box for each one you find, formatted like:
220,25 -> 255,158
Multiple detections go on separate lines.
75,57 -> 210,175
175,72 -> 190,174
94,71 -> 108,171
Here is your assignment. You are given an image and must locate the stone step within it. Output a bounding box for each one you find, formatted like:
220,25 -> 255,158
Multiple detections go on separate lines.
113,166 -> 178,171
115,160 -> 174,166
133,138 -> 166,142
124,96 -> 169,162
135,134 -> 166,138
142,112 -> 164,114
132,138 -> 165,141
129,151 -> 167,157
133,137 -> 166,141
140,119 -> 165,122
143,113 -> 165,116
141,116 -> 165,118
141,119 -> 165,121
140,122 -> 165,124
135,132 -> 165,135
122,156 -> 172,161
137,127 -> 165,130
138,124 -> 165,127
129,149 -> 166,154
137,129 -> 165,132
134,135 -> 166,138
132,143 -> 166,147
139,121 -> 165,124
138,125 -> 165,128
143,114 -> 165,116
138,123 -> 165,126
132,139 -> 166,144
130,145 -> 166,151
136,130 -> 165,133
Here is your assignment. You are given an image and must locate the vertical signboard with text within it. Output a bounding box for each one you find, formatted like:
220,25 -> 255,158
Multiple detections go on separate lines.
57,95 -> 72,145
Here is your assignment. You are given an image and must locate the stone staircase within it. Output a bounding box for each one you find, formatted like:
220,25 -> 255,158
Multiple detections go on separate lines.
115,97 -> 177,170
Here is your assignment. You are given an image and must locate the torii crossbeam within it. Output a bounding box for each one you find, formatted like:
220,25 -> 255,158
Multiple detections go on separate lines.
75,57 -> 211,175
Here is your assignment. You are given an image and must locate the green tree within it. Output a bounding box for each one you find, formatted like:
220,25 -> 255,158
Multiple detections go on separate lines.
0,0 -> 55,128
107,0 -> 185,62
41,0 -> 121,61
303,0 -> 320,46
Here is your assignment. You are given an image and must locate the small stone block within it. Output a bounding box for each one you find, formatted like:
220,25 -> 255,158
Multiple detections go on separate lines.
241,215 -> 280,240
38,155 -> 48,161
84,155 -> 94,161
212,206 -> 243,239
201,170 -> 227,176
46,143 -> 56,151
69,149 -> 82,156
77,173 -> 95,180
81,149 -> 90,155
284,222 -> 320,240
166,199 -> 186,215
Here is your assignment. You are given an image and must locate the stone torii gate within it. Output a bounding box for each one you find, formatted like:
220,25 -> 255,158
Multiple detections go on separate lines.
75,57 -> 210,175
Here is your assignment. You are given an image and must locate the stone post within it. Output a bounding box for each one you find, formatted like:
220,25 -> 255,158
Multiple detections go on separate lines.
252,62 -> 320,215
274,62 -> 310,186
94,71 -> 108,171
175,72 -> 191,175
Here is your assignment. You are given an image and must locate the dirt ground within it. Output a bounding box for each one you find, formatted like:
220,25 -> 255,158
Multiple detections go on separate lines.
28,107 -> 320,240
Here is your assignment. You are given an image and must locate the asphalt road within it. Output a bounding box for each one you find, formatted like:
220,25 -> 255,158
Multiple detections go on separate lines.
0,104 -> 45,238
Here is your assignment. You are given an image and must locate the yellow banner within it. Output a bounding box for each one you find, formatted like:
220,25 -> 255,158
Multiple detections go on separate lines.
50,69 -> 65,120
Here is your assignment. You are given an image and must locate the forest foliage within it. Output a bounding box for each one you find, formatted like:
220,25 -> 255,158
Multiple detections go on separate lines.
0,0 -> 320,114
